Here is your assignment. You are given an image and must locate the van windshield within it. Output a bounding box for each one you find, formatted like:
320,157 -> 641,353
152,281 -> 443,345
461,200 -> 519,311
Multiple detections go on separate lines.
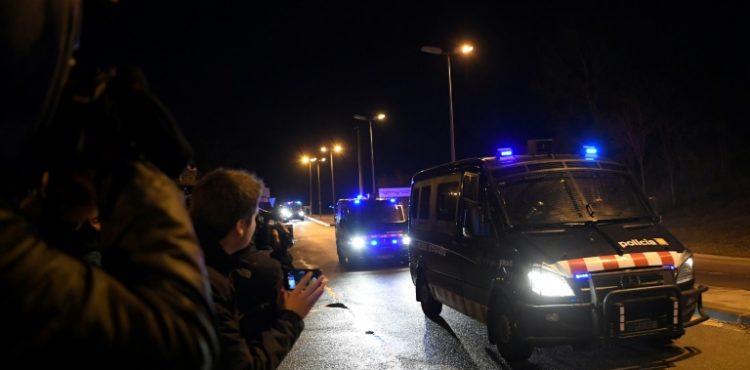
343,203 -> 406,224
496,171 -> 652,226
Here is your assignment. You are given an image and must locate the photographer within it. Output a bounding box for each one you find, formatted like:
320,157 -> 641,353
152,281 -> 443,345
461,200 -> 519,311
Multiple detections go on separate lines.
190,168 -> 327,370
254,207 -> 296,271
0,1 -> 219,369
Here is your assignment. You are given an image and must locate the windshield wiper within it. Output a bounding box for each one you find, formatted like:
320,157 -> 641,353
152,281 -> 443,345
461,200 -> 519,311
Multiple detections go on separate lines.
585,203 -> 595,218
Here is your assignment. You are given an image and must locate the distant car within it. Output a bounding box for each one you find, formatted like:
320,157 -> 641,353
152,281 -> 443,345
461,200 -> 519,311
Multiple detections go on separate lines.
278,201 -> 305,221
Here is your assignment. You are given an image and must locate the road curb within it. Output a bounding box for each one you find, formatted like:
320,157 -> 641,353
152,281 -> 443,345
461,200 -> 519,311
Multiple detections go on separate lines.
305,216 -> 334,227
703,307 -> 750,326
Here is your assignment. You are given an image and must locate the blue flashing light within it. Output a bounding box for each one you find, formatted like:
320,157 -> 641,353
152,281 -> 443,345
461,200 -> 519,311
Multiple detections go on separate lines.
391,239 -> 398,244
389,198 -> 397,203
496,147 -> 513,158
370,240 -> 378,246
574,273 -> 590,279
663,264 -> 675,270
353,199 -> 361,205
583,145 -> 598,160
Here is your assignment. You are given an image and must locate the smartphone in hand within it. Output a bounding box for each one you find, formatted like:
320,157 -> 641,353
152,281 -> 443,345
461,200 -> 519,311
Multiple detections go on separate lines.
284,268 -> 322,290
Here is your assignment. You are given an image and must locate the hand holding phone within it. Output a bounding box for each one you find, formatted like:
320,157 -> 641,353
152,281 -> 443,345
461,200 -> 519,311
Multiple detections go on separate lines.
284,268 -> 322,290
283,269 -> 327,319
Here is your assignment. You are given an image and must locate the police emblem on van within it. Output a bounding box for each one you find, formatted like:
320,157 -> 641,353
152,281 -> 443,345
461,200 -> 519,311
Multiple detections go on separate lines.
617,238 -> 670,248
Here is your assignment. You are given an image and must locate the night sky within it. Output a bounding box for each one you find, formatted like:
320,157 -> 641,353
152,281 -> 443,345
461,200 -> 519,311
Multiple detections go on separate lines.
78,1 -> 749,206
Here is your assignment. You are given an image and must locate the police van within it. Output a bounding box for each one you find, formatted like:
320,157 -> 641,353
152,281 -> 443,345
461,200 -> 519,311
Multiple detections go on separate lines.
408,141 -> 709,361
335,197 -> 410,267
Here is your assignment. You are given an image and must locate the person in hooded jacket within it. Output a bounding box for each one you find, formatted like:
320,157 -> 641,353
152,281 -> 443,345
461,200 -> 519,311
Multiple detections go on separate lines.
0,1 -> 219,368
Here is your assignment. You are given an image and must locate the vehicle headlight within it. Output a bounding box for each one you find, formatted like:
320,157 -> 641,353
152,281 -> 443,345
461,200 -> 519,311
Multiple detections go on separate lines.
527,268 -> 575,297
675,256 -> 694,284
401,235 -> 411,246
350,236 -> 366,250
298,211 -> 305,217
280,208 -> 292,218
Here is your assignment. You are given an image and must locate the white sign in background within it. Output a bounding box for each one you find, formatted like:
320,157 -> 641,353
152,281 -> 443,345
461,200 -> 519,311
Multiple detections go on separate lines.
378,187 -> 411,198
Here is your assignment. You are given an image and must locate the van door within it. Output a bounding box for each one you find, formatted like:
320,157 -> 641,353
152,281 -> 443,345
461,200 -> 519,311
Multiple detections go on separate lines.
457,171 -> 496,323
411,176 -> 466,312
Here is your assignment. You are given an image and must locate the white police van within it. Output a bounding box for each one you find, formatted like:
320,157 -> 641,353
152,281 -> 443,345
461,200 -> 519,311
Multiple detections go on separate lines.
408,141 -> 708,361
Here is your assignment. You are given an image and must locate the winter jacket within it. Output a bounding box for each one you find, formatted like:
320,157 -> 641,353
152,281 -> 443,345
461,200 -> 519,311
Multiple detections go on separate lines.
204,245 -> 304,370
0,161 -> 219,369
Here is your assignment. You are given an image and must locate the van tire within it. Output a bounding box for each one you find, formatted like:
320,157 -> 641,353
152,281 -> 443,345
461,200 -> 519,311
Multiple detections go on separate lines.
491,307 -> 533,362
417,278 -> 442,317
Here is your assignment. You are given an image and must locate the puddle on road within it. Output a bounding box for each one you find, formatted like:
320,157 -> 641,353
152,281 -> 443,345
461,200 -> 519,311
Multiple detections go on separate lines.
326,302 -> 349,309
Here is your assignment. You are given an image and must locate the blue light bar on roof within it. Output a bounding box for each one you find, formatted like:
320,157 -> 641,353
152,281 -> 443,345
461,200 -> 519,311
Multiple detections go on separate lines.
496,147 -> 513,158
583,145 -> 598,159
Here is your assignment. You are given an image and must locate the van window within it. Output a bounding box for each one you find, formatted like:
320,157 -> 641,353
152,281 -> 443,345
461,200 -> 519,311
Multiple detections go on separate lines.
497,171 -> 651,225
345,203 -> 405,224
462,172 -> 479,202
410,187 -> 419,219
418,186 -> 431,219
436,182 -> 459,221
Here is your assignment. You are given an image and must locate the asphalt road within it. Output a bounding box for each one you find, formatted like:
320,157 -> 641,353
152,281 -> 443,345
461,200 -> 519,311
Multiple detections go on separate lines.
278,219 -> 750,370
694,253 -> 750,290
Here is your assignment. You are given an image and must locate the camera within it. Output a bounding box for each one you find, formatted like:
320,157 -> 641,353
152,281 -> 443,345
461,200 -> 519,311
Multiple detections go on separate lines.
253,208 -> 294,249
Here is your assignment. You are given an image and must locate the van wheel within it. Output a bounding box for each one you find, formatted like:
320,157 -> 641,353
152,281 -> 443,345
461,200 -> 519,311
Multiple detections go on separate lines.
417,278 -> 442,317
492,311 -> 533,362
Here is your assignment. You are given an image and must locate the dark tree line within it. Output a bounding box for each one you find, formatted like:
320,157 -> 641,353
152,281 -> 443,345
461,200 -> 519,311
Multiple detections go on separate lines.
530,6 -> 750,209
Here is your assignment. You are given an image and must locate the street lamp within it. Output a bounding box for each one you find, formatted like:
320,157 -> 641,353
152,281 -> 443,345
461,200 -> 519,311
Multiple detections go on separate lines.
421,43 -> 474,162
353,113 -> 386,197
300,155 -> 313,216
315,157 -> 326,215
321,144 -> 343,212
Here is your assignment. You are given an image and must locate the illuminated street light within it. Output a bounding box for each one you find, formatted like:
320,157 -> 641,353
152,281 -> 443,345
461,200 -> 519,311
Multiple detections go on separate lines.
353,113 -> 386,197
321,144 -> 343,212
421,43 -> 475,162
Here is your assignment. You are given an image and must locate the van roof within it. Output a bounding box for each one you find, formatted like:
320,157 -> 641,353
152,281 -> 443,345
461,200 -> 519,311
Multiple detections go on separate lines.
412,154 -> 627,182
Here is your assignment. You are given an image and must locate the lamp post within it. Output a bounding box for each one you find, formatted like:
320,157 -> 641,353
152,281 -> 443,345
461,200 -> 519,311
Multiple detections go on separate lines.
421,43 -> 474,162
353,113 -> 386,197
321,144 -> 342,211
301,155 -> 314,216
354,126 -> 363,196
315,157 -> 325,215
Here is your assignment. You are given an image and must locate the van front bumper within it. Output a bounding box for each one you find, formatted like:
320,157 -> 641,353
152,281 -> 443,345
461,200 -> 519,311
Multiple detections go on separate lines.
515,284 -> 709,345
344,246 -> 409,262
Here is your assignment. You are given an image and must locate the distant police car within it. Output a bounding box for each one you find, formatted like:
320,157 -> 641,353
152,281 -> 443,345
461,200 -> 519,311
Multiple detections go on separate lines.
278,201 -> 305,222
408,141 -> 708,361
335,197 -> 410,266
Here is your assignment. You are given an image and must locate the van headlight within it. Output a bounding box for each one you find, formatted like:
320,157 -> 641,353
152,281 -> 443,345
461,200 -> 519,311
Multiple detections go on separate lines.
350,236 -> 366,250
675,256 -> 694,284
280,208 -> 292,219
401,235 -> 411,246
527,268 -> 575,297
